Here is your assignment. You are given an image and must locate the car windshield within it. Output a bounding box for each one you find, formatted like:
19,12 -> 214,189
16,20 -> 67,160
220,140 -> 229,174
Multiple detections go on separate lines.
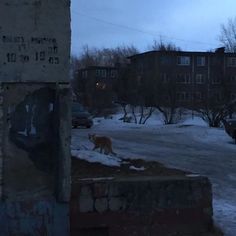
72,103 -> 85,113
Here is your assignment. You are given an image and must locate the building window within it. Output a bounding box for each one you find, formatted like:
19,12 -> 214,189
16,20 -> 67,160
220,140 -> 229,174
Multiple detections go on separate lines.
194,92 -> 202,101
176,92 -> 192,102
227,57 -> 236,67
110,70 -> 117,78
177,74 -> 191,84
160,73 -> 170,83
96,69 -> 101,77
212,77 -> 221,84
196,56 -> 205,66
177,56 -> 190,66
231,93 -> 236,100
82,70 -> 88,78
160,56 -> 172,65
177,92 -> 185,102
213,92 -> 222,102
101,69 -> 107,78
196,74 -> 205,84
229,75 -> 236,83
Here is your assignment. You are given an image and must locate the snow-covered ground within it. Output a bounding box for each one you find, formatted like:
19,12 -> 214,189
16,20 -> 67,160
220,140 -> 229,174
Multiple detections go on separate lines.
71,111 -> 236,236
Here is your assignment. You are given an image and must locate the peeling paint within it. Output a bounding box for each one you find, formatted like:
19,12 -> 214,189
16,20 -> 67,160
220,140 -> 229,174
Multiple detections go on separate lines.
0,200 -> 69,236
49,103 -> 54,112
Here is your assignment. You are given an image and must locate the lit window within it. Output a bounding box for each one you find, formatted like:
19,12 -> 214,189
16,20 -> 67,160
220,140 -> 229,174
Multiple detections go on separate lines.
227,57 -> 236,67
196,74 -> 205,84
177,56 -> 190,65
196,56 -> 205,66
96,82 -> 106,90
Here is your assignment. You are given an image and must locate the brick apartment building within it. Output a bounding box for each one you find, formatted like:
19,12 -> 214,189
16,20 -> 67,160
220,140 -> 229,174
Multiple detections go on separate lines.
76,48 -> 236,112
127,47 -> 236,109
77,66 -> 118,111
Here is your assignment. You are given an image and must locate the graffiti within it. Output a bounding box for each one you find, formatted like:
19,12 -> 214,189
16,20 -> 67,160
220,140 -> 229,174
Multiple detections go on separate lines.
2,35 -> 24,43
6,53 -> 16,63
31,37 -> 57,45
49,57 -> 59,64
9,87 -> 56,173
1,34 -> 60,65
35,51 -> 46,61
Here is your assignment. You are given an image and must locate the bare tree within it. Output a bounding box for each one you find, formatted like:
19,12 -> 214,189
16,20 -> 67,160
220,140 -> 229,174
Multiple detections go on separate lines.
155,77 -> 182,124
76,45 -> 139,69
219,17 -> 236,52
70,55 -> 81,99
116,66 -> 156,124
194,85 -> 235,127
148,40 -> 182,124
196,102 -> 230,128
149,38 -> 181,51
71,45 -> 139,107
117,40 -> 182,125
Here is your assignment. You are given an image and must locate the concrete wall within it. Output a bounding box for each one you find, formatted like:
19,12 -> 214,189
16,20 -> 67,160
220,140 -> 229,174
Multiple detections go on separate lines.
0,198 -> 69,236
71,176 -> 214,236
2,83 -> 71,201
0,1 -> 71,235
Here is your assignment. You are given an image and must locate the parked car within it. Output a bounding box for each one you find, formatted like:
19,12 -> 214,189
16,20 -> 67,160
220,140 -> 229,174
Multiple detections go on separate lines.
72,103 -> 93,128
222,119 -> 236,143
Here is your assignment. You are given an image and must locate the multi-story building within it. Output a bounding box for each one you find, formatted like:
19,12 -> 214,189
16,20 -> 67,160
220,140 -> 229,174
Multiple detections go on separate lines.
128,48 -> 236,109
77,66 -> 119,111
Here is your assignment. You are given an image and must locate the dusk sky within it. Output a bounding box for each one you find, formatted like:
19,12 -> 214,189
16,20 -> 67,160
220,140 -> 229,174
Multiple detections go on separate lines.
71,0 -> 236,56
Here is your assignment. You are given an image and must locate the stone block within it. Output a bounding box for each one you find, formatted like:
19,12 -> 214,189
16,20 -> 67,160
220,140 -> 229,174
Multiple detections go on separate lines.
93,183 -> 108,198
108,185 -> 120,197
109,197 -> 126,211
79,195 -> 94,213
94,198 -> 108,213
80,185 -> 92,197
73,176 -> 214,235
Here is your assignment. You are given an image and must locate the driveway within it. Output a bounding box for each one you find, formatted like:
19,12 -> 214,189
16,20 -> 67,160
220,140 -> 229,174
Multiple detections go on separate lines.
72,122 -> 236,236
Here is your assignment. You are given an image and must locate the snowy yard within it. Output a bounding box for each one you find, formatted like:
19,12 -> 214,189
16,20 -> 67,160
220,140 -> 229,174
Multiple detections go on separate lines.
71,112 -> 236,236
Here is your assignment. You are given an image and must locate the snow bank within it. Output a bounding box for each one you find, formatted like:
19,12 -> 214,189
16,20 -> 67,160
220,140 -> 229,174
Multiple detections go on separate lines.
214,199 -> 236,236
71,149 -> 122,167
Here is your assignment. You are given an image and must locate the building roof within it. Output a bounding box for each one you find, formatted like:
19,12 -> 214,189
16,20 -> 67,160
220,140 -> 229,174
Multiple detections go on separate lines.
127,48 -> 236,59
80,66 -> 118,71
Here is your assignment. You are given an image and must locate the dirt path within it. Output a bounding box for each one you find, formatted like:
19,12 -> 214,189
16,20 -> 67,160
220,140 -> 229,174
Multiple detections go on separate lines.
72,124 -> 236,236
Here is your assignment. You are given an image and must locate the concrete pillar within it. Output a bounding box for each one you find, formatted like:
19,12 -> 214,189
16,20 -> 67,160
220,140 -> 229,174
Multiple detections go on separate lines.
0,0 -> 71,202
0,1 -> 71,234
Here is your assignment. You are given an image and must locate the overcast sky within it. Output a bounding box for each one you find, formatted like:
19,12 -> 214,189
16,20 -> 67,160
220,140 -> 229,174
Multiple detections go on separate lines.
71,0 -> 236,56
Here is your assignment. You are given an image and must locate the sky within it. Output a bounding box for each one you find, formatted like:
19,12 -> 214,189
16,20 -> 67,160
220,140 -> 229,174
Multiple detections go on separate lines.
71,0 -> 236,56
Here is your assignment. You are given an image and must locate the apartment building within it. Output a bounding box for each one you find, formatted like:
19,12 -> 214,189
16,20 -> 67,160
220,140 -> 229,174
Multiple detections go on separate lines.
128,48 -> 236,108
77,66 -> 118,110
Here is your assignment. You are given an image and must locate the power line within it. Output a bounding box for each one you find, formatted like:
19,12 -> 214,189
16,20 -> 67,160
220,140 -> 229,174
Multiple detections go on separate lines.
71,9 -> 220,48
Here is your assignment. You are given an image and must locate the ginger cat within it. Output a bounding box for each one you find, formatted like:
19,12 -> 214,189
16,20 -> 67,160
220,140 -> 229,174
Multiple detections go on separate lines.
88,134 -> 116,155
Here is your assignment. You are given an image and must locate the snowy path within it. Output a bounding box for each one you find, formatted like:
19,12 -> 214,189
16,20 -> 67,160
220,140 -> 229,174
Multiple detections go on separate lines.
72,119 -> 236,236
